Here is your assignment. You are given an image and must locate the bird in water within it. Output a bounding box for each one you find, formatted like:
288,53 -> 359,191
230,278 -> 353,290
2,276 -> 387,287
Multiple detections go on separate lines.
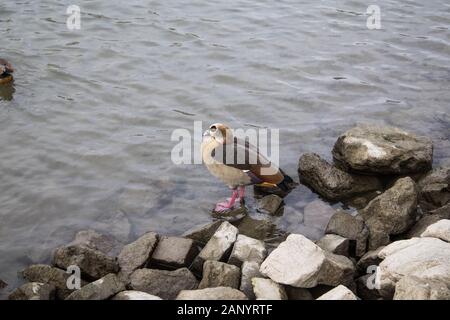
0,59 -> 14,85
201,123 -> 294,212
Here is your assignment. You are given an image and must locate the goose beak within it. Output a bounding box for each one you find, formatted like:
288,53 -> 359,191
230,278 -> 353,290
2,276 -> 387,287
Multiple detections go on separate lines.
203,130 -> 211,137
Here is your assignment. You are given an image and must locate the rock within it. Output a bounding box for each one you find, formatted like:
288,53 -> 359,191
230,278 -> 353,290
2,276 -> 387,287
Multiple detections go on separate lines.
182,221 -> 222,245
393,275 -> 450,300
256,195 -> 283,215
356,275 -> 382,300
429,203 -> 450,217
228,234 -> 266,267
53,245 -> 119,280
129,268 -> 198,300
69,229 -> 122,256
176,287 -> 248,300
356,247 -> 384,272
150,236 -> 197,269
421,219 -> 450,242
192,222 -> 238,273
360,177 -> 418,250
303,199 -> 337,231
406,213 -> 449,238
316,234 -> 349,256
298,153 -> 382,200
199,261 -> 240,289
318,252 -> 356,287
332,125 -> 433,175
325,211 -> 368,257
9,282 -> 56,300
0,279 -> 7,290
21,264 -> 88,300
418,167 -> 450,212
117,232 -> 158,278
65,273 -> 125,300
211,204 -> 247,223
235,216 -> 276,240
377,237 -> 450,299
112,290 -> 162,300
252,278 -> 287,300
260,234 -> 325,288
240,261 -> 263,300
316,285 -> 358,300
284,286 -> 314,300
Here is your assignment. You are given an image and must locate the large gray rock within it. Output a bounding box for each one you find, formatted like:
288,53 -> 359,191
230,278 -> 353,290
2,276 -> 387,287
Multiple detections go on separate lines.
332,125 -> 433,175
150,236 -> 197,268
199,261 -> 240,289
256,195 -> 283,215
53,245 -> 119,280
240,261 -> 263,300
21,264 -> 88,300
360,177 -> 418,250
316,234 -> 349,256
69,229 -> 122,256
325,211 -> 368,257
316,285 -> 358,300
418,167 -> 450,212
112,290 -> 162,300
298,153 -> 382,200
9,282 -> 55,300
176,287 -> 248,300
252,278 -> 287,300
421,219 -> 450,242
182,221 -> 222,245
192,221 -> 238,272
228,234 -> 266,267
236,216 -> 276,240
377,237 -> 450,299
117,232 -> 158,278
129,268 -> 198,300
65,273 -> 125,300
393,275 -> 450,300
318,252 -> 356,287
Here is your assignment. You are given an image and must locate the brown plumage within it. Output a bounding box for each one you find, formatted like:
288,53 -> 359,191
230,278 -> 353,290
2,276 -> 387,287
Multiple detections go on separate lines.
0,59 -> 14,84
201,123 -> 293,211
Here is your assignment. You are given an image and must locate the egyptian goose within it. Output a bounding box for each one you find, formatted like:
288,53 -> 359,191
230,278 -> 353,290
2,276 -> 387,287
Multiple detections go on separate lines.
201,123 -> 294,212
0,59 -> 14,84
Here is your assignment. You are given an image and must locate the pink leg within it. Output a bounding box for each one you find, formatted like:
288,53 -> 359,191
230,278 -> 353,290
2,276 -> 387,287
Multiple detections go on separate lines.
215,189 -> 238,212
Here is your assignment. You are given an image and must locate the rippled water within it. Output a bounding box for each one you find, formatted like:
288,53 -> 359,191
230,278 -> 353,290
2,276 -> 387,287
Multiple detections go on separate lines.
1,0 -> 450,296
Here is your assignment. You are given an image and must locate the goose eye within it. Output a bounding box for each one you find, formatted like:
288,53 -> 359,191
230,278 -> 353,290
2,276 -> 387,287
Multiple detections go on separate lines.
210,125 -> 217,132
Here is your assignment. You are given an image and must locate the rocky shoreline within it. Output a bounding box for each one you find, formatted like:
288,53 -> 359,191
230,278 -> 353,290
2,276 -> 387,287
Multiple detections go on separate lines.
2,124 -> 450,300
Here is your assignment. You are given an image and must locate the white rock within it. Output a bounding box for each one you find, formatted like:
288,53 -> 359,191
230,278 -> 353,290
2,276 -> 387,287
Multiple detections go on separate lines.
393,276 -> 450,300
176,287 -> 248,300
252,278 -> 287,300
240,261 -> 263,300
316,285 -> 358,300
228,234 -> 267,267
421,219 -> 450,242
112,290 -> 162,300
316,234 -> 349,256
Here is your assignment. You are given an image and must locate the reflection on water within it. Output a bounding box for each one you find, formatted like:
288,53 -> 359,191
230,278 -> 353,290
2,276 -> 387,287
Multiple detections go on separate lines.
0,80 -> 15,101
1,0 -> 450,296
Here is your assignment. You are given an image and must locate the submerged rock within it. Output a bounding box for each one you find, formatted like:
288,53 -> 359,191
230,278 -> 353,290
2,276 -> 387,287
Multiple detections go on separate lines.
240,261 -> 263,300
393,275 -> 450,300
418,167 -> 450,212
182,221 -> 222,245
316,285 -> 358,300
332,125 -> 433,175
150,236 -> 197,269
176,287 -> 248,300
303,199 -> 337,231
53,245 -> 119,280
298,153 -> 382,200
66,273 -> 125,300
360,177 -> 418,250
228,234 -> 266,267
68,229 -> 122,257
211,204 -> 247,223
129,268 -> 198,300
236,216 -> 276,240
9,282 -> 55,300
21,264 -> 88,300
117,232 -> 159,279
316,234 -> 349,256
198,261 -> 240,289
421,219 -> 450,242
256,194 -> 283,215
252,278 -> 287,300
112,290 -> 162,300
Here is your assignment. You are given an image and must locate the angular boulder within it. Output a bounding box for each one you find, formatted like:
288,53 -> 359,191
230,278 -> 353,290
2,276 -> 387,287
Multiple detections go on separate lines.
318,252 -> 356,287
298,153 -> 382,200
129,268 -> 198,300
418,167 -> 450,212
228,234 -> 267,267
236,216 -> 276,240
360,177 -> 418,250
240,261 -> 262,300
176,287 -> 248,300
69,229 -> 122,256
112,290 -> 162,300
256,195 -> 283,215
182,221 -> 222,245
421,219 -> 450,242
9,282 -> 55,300
150,236 -> 197,269
316,234 -> 349,256
393,275 -> 450,300
65,273 -> 125,300
53,245 -> 119,280
332,125 -> 433,174
252,278 -> 287,300
198,261 -> 240,289
316,285 -> 358,300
